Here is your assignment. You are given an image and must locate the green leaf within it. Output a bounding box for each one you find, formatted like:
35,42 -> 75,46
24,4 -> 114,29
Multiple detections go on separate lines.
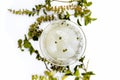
36,54 -> 41,60
79,56 -> 85,62
77,19 -> 82,26
87,2 -> 92,6
32,36 -> 38,41
23,35 -> 35,55
74,69 -> 80,77
49,76 -> 57,80
18,39 -> 24,51
43,9 -> 47,15
74,10 -> 78,17
74,65 -> 80,77
84,10 -> 90,15
74,65 -> 78,71
85,18 -> 89,26
63,48 -> 68,52
74,77 -> 80,80
83,0 -> 87,3
18,39 -> 22,48
29,46 -> 35,55
79,64 -> 83,68
65,70 -> 72,76
35,5 -> 40,11
23,36 -> 31,48
58,14 -> 62,19
66,12 -> 70,19
44,71 -> 55,77
82,71 -> 95,76
83,75 -> 90,80
91,18 -> 97,21
40,76 -> 46,80
77,1 -> 83,7
34,50 -> 41,60
84,15 -> 91,26
45,0 -> 51,6
82,72 -> 95,80
28,31 -> 32,39
44,71 -> 51,76
35,50 -> 39,54
32,75 -> 38,80
63,12 -> 70,20
84,14 -> 97,26
23,41 -> 31,48
62,76 -> 68,80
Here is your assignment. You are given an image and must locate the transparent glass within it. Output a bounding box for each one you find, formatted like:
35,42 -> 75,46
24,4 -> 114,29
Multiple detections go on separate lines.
39,20 -> 86,66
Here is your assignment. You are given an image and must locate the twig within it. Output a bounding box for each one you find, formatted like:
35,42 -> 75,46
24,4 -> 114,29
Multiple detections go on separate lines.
86,60 -> 89,70
82,62 -> 87,72
44,62 -> 51,71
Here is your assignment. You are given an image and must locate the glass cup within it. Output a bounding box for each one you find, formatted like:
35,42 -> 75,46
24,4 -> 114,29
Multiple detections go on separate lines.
39,20 -> 86,66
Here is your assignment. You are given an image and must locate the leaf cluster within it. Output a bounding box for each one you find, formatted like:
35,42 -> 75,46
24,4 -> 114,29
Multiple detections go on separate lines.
32,71 -> 57,80
9,0 -> 97,47
18,35 -> 47,61
8,0 -> 96,26
32,56 -> 95,80
61,56 -> 95,80
28,14 -> 54,40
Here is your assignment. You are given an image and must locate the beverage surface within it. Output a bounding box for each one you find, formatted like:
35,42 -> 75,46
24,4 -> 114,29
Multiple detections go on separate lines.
45,21 -> 80,60
40,20 -> 85,65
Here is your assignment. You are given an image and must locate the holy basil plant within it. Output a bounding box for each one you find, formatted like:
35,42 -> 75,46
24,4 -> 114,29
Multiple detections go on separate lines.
8,0 -> 96,80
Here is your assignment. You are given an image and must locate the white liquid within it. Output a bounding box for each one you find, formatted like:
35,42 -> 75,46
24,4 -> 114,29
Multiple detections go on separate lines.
43,21 -> 81,60
40,20 -> 86,65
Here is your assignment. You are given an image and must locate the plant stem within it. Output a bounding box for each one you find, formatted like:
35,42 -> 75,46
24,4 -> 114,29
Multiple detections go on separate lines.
86,60 -> 89,71
82,62 -> 87,72
44,62 -> 51,71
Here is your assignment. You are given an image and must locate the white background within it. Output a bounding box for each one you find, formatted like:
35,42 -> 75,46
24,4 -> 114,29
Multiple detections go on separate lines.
0,0 -> 120,80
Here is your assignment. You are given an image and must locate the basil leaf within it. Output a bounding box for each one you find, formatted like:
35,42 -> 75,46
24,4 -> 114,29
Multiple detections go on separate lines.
79,56 -> 85,62
75,77 -> 80,80
87,2 -> 92,6
18,39 -> 22,48
74,69 -> 80,77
